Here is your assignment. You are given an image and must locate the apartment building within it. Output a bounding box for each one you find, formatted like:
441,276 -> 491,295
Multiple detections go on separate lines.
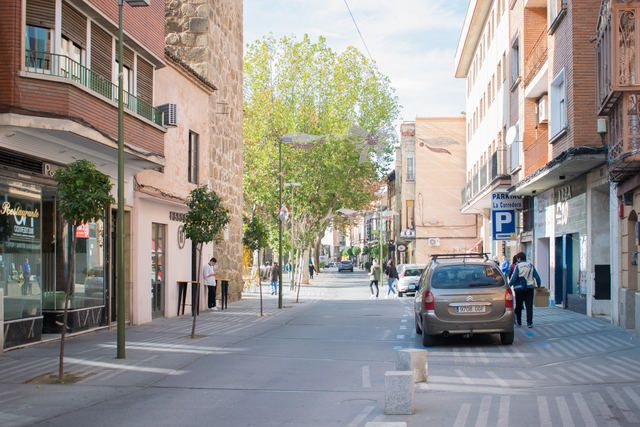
414,117 -> 479,262
0,0 -> 243,348
508,0 -> 608,318
395,123 -> 416,264
455,0 -> 513,259
596,0 -> 640,330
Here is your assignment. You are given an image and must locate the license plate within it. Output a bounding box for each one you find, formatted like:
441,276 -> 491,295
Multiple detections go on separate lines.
456,305 -> 487,313
408,284 -> 416,290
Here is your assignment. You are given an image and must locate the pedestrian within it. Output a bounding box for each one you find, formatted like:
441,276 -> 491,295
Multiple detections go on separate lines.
386,259 -> 399,298
508,254 -> 518,278
308,260 -> 315,279
21,257 -> 31,295
368,259 -> 381,298
203,257 -> 217,309
509,252 -> 542,328
500,255 -> 510,276
270,261 -> 280,295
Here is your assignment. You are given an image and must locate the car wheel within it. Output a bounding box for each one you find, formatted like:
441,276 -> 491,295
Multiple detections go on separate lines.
421,330 -> 435,347
398,292 -> 403,297
415,317 -> 422,335
500,331 -> 514,345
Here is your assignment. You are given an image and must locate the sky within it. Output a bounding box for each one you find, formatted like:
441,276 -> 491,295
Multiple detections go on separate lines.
243,0 -> 469,123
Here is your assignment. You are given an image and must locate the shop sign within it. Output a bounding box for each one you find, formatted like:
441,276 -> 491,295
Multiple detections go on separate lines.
0,200 -> 40,241
42,163 -> 61,178
75,223 -> 90,239
177,224 -> 186,249
397,244 -> 407,252
169,211 -> 187,222
491,192 -> 523,210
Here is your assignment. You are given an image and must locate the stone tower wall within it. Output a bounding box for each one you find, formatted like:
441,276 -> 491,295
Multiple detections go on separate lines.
165,0 -> 244,300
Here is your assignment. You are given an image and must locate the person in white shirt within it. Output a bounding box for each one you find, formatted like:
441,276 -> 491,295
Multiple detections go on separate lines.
203,257 -> 217,309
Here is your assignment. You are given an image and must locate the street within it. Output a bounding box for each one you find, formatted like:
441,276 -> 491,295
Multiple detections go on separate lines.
0,270 -> 639,426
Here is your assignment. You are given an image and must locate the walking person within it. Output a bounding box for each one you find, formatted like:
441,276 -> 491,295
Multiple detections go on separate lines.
509,252 -> 542,328
270,261 -> 280,295
386,259 -> 399,298
21,257 -> 31,296
308,260 -> 315,280
368,259 -> 381,298
203,257 -> 217,310
500,255 -> 510,275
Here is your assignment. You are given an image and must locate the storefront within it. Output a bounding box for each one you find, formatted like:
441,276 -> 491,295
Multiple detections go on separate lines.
534,178 -> 588,314
0,150 -> 108,349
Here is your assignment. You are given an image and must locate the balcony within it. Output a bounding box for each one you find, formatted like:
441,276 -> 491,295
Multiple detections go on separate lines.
608,92 -> 640,182
524,29 -> 548,87
460,149 -> 511,210
25,51 -> 163,126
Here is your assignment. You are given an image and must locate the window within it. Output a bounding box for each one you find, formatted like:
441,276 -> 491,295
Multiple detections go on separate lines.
431,264 -> 505,289
550,69 -> 568,139
188,131 -> 199,184
25,25 -> 52,69
549,0 -> 567,31
113,61 -> 132,104
406,200 -> 415,230
406,154 -> 415,181
510,37 -> 520,88
61,37 -> 84,80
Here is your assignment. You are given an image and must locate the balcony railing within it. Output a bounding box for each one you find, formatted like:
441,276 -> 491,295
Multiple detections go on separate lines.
461,149 -> 511,208
489,148 -> 508,180
524,29 -> 548,87
24,51 -> 163,126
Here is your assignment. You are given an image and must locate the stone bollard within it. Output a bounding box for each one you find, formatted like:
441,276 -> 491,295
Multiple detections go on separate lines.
396,348 -> 428,383
384,371 -> 414,415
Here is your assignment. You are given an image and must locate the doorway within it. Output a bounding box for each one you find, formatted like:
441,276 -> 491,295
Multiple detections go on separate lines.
554,233 -> 585,313
151,223 -> 166,318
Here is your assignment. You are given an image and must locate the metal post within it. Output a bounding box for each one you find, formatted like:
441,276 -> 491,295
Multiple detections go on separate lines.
116,0 -> 126,359
379,210 -> 383,272
278,138 -> 283,309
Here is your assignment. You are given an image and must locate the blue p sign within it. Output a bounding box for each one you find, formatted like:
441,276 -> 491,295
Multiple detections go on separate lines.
492,209 -> 516,241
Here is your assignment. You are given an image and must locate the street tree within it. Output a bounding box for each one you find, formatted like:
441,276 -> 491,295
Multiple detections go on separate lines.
53,160 -> 113,383
243,34 -> 399,267
184,186 -> 230,338
243,214 -> 269,315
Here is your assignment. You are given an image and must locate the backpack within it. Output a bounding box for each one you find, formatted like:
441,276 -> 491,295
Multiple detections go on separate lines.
516,262 -> 536,288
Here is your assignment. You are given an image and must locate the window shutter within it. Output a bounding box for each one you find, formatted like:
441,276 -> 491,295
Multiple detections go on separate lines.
62,1 -> 86,48
90,23 -> 112,80
137,58 -> 153,103
26,0 -> 55,29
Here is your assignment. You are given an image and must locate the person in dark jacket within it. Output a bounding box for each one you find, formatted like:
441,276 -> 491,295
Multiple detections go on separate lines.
509,252 -> 542,328
270,262 -> 280,295
385,260 -> 399,298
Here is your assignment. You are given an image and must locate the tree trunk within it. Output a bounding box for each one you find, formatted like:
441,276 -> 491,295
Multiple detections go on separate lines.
313,236 -> 321,273
191,242 -> 203,338
59,224 -> 74,382
258,249 -> 263,317
301,249 -> 310,284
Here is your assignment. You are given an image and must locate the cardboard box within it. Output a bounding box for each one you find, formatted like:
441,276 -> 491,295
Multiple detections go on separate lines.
534,287 -> 549,307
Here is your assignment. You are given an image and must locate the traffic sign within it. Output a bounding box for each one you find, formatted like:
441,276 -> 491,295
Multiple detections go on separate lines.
492,209 -> 516,241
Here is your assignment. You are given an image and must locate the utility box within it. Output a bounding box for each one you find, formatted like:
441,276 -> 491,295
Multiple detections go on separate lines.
535,287 -> 549,307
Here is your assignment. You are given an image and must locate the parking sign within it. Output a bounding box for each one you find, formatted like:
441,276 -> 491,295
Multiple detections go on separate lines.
492,209 -> 516,241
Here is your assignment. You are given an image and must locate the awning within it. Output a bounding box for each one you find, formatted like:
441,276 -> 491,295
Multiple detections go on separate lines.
510,146 -> 606,196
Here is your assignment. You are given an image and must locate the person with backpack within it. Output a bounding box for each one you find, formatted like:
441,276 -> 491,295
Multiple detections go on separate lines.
368,259 -> 381,298
509,252 -> 542,328
385,259 -> 399,298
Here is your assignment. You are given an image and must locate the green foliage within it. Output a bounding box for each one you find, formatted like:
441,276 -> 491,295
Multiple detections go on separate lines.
243,34 -> 399,251
184,186 -> 230,245
341,248 -> 350,258
243,215 -> 268,251
370,244 -> 388,260
53,160 -> 114,225
362,246 -> 370,256
352,246 -> 362,257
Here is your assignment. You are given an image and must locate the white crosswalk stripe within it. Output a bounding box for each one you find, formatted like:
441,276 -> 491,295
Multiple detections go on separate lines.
537,396 -> 552,427
606,386 -> 639,424
573,392 -> 598,427
453,403 -> 471,427
556,396 -> 575,427
474,396 -> 492,427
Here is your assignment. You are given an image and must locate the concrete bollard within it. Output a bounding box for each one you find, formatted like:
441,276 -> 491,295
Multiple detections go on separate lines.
384,371 -> 414,415
396,348 -> 428,383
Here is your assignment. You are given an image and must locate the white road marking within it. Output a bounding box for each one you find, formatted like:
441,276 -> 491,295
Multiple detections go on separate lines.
556,396 -> 575,427
515,371 -> 532,380
65,357 -> 188,375
98,344 -> 216,355
347,405 -> 375,427
401,319 -> 407,323
537,396 -> 552,427
606,387 -> 638,424
362,365 -> 371,388
474,396 -> 492,427
573,392 -> 598,427
497,396 -> 510,427
399,326 -> 407,330
487,371 -> 509,388
396,335 -> 405,339
455,369 -> 473,385
452,403 -> 471,427
591,391 -> 620,427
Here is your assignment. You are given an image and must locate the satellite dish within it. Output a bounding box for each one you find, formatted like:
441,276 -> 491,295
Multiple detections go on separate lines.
506,126 -> 518,145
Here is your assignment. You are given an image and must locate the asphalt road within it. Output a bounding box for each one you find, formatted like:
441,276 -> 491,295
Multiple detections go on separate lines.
1,269 -> 640,426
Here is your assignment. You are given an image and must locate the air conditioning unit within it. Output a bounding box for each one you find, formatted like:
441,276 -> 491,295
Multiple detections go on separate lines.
428,238 -> 441,247
158,103 -> 177,127
537,95 -> 548,124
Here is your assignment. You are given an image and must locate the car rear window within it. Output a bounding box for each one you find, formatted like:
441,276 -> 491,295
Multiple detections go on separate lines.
431,264 -> 504,289
404,268 -> 423,277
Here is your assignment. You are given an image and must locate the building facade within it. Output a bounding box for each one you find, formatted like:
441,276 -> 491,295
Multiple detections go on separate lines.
414,117 -> 480,262
395,123 -> 416,264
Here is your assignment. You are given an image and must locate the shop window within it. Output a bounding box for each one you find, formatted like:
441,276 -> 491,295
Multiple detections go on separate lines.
188,131 -> 199,184
0,181 -> 42,324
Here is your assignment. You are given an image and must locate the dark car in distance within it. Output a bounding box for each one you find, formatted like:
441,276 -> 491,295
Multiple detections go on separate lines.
338,260 -> 354,272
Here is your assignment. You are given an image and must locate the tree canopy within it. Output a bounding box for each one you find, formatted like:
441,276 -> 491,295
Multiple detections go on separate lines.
243,34 -> 399,250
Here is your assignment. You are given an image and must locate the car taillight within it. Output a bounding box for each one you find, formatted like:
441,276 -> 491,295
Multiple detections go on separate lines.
505,288 -> 514,309
423,291 -> 435,310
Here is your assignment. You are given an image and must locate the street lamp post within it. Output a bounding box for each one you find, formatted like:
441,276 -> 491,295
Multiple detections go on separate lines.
116,0 -> 149,359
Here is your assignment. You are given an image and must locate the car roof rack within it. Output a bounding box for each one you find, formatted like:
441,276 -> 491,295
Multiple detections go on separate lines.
430,253 -> 489,262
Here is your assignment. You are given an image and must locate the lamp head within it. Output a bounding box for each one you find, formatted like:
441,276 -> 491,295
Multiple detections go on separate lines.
597,118 -> 607,135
